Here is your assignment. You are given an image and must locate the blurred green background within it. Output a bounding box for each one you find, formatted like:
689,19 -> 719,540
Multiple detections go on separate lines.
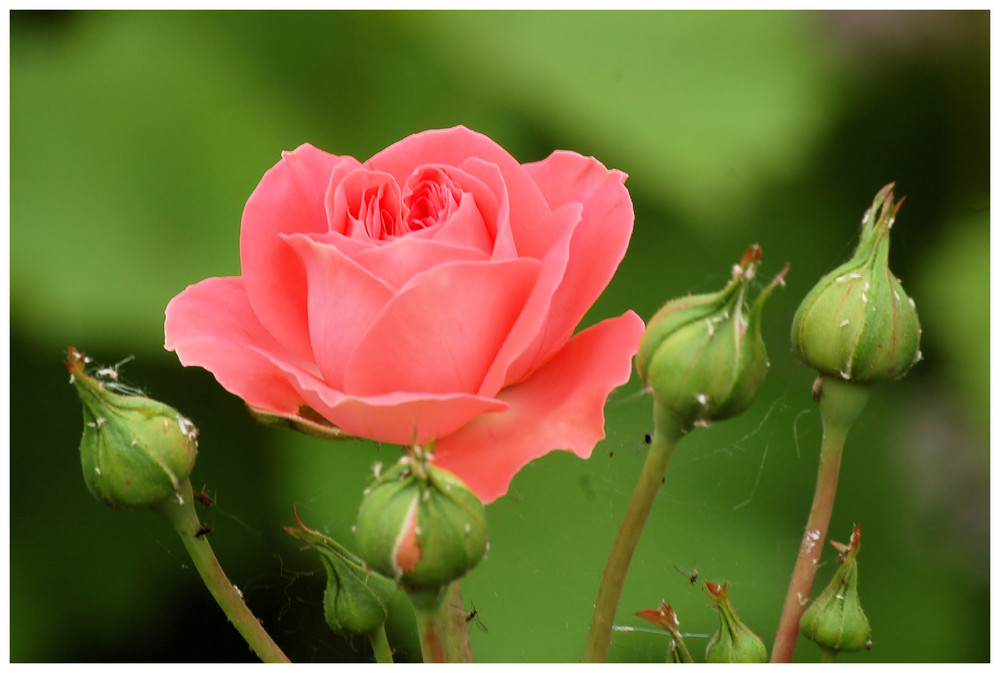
11,10 -> 988,663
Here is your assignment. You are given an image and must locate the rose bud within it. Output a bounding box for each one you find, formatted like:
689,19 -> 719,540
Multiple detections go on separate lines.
791,183 -> 921,383
636,244 -> 788,429
703,580 -> 768,663
635,601 -> 694,663
285,509 -> 398,637
800,524 -> 872,654
66,346 -> 198,510
355,448 -> 488,594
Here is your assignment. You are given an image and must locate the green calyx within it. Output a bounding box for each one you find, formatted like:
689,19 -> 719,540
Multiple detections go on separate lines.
355,446 -> 488,595
66,346 -> 197,511
800,524 -> 872,654
636,244 -> 788,429
791,183 -> 922,384
285,510 -> 398,637
704,581 -> 768,663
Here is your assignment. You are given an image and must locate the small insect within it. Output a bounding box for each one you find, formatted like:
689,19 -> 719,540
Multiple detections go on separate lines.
673,559 -> 700,585
193,487 -> 214,508
465,605 -> 488,633
194,522 -> 213,539
644,432 -> 652,444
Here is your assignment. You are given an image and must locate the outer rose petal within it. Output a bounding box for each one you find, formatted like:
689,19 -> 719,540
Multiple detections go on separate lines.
164,276 -> 307,413
241,144 -> 362,363
432,310 -> 646,503
477,202 -> 581,396
267,358 -> 508,446
513,151 -> 635,372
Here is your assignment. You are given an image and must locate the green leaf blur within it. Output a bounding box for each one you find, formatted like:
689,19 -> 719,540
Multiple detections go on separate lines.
11,10 -> 987,662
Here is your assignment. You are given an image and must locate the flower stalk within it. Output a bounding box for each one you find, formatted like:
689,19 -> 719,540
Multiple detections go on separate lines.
583,402 -> 686,662
409,582 -> 473,663
368,626 -> 394,664
154,479 -> 291,663
770,376 -> 870,662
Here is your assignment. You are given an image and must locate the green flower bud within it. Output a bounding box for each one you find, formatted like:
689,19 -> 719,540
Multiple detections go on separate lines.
704,580 -> 768,663
636,245 -> 788,429
635,601 -> 694,663
800,524 -> 872,653
285,509 -> 399,637
66,346 -> 198,510
355,447 -> 488,594
791,183 -> 922,383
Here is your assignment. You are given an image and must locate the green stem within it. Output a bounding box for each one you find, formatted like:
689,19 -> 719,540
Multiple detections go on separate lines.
668,631 -> 695,663
818,645 -> 838,663
153,479 -> 291,663
770,377 -> 870,663
368,626 -> 393,663
409,583 -> 472,663
441,581 -> 474,662
584,402 -> 687,663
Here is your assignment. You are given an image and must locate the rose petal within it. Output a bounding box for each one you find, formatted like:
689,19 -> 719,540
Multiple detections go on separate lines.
403,164 -> 498,245
350,236 -> 489,290
164,276 -> 307,413
477,202 -> 582,396
280,233 -> 396,389
324,167 -> 403,241
241,144 -> 361,363
269,359 -> 509,446
367,126 -> 549,257
431,310 -> 646,503
460,157 -> 519,260
344,258 -> 541,397
518,151 -> 635,368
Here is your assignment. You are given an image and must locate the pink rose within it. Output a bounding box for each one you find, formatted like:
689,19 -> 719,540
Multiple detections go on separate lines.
164,126 -> 644,503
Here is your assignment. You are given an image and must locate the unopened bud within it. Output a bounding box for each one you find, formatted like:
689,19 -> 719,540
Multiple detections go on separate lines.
355,446 -> 487,593
636,244 -> 788,428
791,183 -> 921,383
285,510 -> 398,636
66,346 -> 197,510
635,601 -> 694,663
703,580 -> 768,663
800,524 -> 872,653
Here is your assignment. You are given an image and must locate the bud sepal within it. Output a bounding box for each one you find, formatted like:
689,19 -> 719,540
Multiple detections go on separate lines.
635,601 -> 695,663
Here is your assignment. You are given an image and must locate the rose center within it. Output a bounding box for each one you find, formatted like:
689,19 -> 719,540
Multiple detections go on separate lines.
403,166 -> 462,232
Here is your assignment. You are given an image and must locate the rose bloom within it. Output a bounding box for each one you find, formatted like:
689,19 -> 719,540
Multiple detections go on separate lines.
165,126 -> 644,503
